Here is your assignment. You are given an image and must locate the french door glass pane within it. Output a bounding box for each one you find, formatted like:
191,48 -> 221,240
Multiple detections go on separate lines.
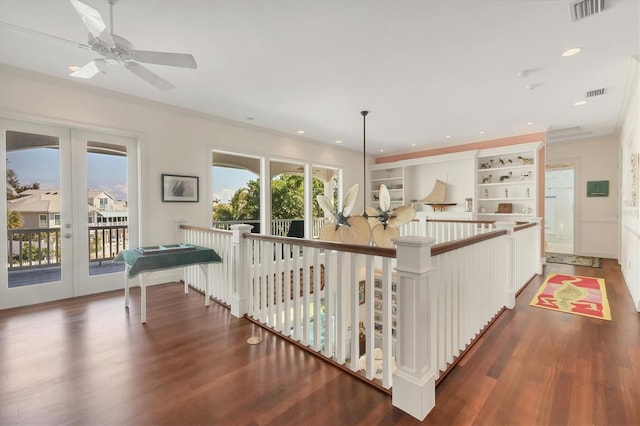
87,141 -> 128,276
6,130 -> 61,287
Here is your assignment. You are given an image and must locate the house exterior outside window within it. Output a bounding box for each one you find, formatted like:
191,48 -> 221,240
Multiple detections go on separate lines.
99,197 -> 108,209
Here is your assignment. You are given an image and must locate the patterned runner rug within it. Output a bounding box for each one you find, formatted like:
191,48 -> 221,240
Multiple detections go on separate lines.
530,273 -> 611,320
545,252 -> 602,268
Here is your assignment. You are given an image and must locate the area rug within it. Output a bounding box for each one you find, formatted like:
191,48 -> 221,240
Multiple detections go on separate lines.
545,252 -> 602,268
530,273 -> 611,320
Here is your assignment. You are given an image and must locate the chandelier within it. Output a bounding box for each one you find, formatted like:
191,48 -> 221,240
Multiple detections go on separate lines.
317,111 -> 415,247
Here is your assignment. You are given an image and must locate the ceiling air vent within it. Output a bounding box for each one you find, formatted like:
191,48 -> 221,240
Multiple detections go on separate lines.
585,87 -> 607,98
546,126 -> 593,142
570,0 -> 605,22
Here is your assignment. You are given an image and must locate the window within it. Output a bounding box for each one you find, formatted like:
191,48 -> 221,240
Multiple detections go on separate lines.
88,214 -> 93,224
39,214 -> 47,228
99,197 -> 108,209
54,214 -> 61,226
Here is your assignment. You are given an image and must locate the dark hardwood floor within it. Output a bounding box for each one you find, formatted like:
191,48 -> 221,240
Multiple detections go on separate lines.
0,259 -> 638,425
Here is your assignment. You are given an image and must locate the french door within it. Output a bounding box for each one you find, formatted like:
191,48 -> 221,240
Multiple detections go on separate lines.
0,119 -> 139,309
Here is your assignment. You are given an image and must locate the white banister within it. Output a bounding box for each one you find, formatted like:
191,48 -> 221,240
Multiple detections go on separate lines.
392,236 -> 436,421
495,222 -> 516,309
180,220 -> 543,422
230,224 -> 253,317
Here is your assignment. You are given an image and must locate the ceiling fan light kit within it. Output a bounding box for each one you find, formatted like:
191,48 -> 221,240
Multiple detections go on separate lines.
68,0 -> 197,91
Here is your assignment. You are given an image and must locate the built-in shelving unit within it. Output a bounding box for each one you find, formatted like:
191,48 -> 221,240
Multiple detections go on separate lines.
370,165 -> 404,207
373,277 -> 396,341
476,143 -> 541,219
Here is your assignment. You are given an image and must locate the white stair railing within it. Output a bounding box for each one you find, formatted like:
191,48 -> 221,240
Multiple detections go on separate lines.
182,225 -> 233,303
400,218 -> 496,244
178,219 -> 541,421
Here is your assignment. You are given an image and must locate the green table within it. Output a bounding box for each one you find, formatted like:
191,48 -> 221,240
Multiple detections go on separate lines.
114,244 -> 222,323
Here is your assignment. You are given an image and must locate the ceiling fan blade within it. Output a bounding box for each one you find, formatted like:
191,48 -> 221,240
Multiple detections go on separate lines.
69,0 -> 116,48
0,21 -> 90,49
132,50 -> 197,69
70,59 -> 106,79
124,62 -> 175,91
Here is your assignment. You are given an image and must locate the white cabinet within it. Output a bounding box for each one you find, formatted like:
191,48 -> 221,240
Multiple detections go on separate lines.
476,143 -> 541,219
370,165 -> 404,207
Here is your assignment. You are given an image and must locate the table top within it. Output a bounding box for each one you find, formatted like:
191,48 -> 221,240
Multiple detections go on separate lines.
114,245 -> 222,277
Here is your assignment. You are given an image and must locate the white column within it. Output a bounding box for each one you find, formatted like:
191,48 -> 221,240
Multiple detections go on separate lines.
495,222 -> 516,309
230,224 -> 253,318
392,236 -> 435,421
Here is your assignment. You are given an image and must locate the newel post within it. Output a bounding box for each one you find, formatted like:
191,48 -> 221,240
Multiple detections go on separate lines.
230,224 -> 253,318
495,222 -> 516,309
392,235 -> 436,421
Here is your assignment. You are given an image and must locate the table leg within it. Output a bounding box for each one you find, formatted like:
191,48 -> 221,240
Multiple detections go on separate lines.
199,264 -> 210,307
140,274 -> 146,324
184,267 -> 189,295
124,265 -> 130,308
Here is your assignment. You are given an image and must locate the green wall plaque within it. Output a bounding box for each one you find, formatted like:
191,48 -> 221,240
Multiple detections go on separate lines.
586,180 -> 609,197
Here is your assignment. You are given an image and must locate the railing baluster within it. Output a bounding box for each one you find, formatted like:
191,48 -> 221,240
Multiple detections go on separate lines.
312,247 -> 322,351
349,252 -> 360,371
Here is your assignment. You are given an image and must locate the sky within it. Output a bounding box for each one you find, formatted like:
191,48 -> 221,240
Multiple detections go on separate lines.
211,167 -> 257,203
7,148 -> 256,204
7,148 -> 128,201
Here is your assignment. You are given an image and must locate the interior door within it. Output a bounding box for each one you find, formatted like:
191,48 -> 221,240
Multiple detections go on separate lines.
1,119 -> 74,309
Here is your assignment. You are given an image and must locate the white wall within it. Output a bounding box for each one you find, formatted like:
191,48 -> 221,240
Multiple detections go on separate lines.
405,157 -> 475,216
0,66 -> 368,284
546,136 -> 619,259
618,57 -> 640,312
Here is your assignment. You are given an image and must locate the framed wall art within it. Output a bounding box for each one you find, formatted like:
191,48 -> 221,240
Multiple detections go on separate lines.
358,280 -> 365,305
586,180 -> 609,197
162,174 -> 199,202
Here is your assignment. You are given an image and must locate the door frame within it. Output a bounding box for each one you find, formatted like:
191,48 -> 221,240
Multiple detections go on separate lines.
1,116 -> 141,308
545,160 -> 577,254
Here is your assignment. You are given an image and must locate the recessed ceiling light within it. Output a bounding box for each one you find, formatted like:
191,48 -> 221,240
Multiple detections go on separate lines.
335,140 -> 342,144
411,143 -> 416,147
379,149 -> 384,152
446,135 -> 451,139
574,100 -> 588,106
562,47 -> 582,57
297,130 -> 305,134
479,130 -> 486,134
527,122 -> 534,125
68,65 -> 80,72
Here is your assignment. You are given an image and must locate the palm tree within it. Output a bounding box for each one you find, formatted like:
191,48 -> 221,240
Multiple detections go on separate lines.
7,209 -> 23,229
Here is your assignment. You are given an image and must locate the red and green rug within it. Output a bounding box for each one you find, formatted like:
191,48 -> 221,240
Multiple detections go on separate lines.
530,273 -> 611,320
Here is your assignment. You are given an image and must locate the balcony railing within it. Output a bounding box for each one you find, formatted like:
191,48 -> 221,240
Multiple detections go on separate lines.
8,228 -> 61,269
7,225 -> 129,270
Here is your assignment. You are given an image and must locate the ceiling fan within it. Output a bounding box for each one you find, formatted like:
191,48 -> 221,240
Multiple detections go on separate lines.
68,0 -> 197,91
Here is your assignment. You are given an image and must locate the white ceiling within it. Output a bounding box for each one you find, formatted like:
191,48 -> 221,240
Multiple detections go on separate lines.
1,0 -> 638,156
